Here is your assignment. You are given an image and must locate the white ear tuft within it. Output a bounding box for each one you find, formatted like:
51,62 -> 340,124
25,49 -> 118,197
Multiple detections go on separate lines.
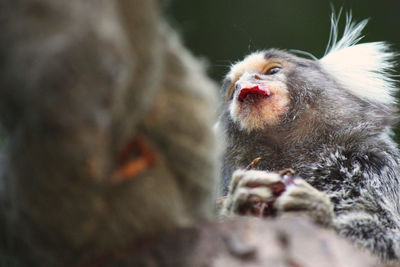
319,13 -> 397,105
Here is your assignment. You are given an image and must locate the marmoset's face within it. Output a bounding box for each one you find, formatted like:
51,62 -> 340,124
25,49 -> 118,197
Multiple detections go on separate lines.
223,51 -> 294,132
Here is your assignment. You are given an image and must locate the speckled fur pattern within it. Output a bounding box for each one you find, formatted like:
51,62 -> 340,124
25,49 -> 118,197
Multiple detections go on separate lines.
219,18 -> 400,262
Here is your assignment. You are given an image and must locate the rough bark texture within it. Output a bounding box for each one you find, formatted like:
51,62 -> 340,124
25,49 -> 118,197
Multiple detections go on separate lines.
78,216 -> 384,267
0,0 -> 394,266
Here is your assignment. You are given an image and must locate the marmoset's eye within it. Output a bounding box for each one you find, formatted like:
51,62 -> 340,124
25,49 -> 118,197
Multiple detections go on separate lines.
266,67 -> 282,75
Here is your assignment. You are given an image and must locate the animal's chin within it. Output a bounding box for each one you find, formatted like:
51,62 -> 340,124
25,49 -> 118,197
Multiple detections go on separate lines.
238,94 -> 273,113
234,98 -> 272,131
231,93 -> 288,131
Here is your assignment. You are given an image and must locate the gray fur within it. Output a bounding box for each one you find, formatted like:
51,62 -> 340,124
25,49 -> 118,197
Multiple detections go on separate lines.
0,0 -> 219,264
220,49 -> 400,261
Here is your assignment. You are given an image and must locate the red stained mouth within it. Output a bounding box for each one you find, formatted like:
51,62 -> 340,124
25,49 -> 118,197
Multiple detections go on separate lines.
238,85 -> 271,102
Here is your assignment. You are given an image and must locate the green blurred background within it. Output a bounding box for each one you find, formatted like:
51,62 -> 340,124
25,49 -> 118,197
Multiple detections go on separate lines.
166,0 -> 400,141
166,0 -> 400,81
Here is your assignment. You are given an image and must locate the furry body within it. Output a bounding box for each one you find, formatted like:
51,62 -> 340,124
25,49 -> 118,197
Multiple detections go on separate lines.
219,15 -> 400,261
0,0 -> 219,264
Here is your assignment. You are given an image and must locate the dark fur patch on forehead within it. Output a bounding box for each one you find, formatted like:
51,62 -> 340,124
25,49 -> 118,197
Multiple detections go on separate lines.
264,49 -> 318,69
264,49 -> 296,61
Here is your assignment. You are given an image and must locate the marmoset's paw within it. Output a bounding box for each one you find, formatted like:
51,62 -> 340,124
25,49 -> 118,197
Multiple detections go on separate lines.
274,177 -> 334,226
222,169 -> 334,226
222,169 -> 294,217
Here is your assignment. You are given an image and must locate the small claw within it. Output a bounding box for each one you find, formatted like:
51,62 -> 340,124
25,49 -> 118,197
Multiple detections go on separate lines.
246,157 -> 262,170
279,169 -> 296,186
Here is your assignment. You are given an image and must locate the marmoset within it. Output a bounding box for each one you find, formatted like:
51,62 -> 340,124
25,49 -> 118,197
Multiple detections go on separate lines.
219,14 -> 400,261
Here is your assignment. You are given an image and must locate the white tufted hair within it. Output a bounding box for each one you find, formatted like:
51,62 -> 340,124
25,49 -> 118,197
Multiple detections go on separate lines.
320,12 -> 397,105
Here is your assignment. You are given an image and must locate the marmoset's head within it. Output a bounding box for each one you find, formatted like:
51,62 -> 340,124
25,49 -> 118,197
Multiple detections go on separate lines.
220,15 -> 397,139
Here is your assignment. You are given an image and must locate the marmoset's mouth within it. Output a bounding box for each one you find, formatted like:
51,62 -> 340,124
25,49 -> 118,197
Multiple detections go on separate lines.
237,85 -> 271,102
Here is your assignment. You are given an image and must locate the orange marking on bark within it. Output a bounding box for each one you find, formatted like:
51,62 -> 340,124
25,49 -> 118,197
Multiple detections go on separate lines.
112,135 -> 156,183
